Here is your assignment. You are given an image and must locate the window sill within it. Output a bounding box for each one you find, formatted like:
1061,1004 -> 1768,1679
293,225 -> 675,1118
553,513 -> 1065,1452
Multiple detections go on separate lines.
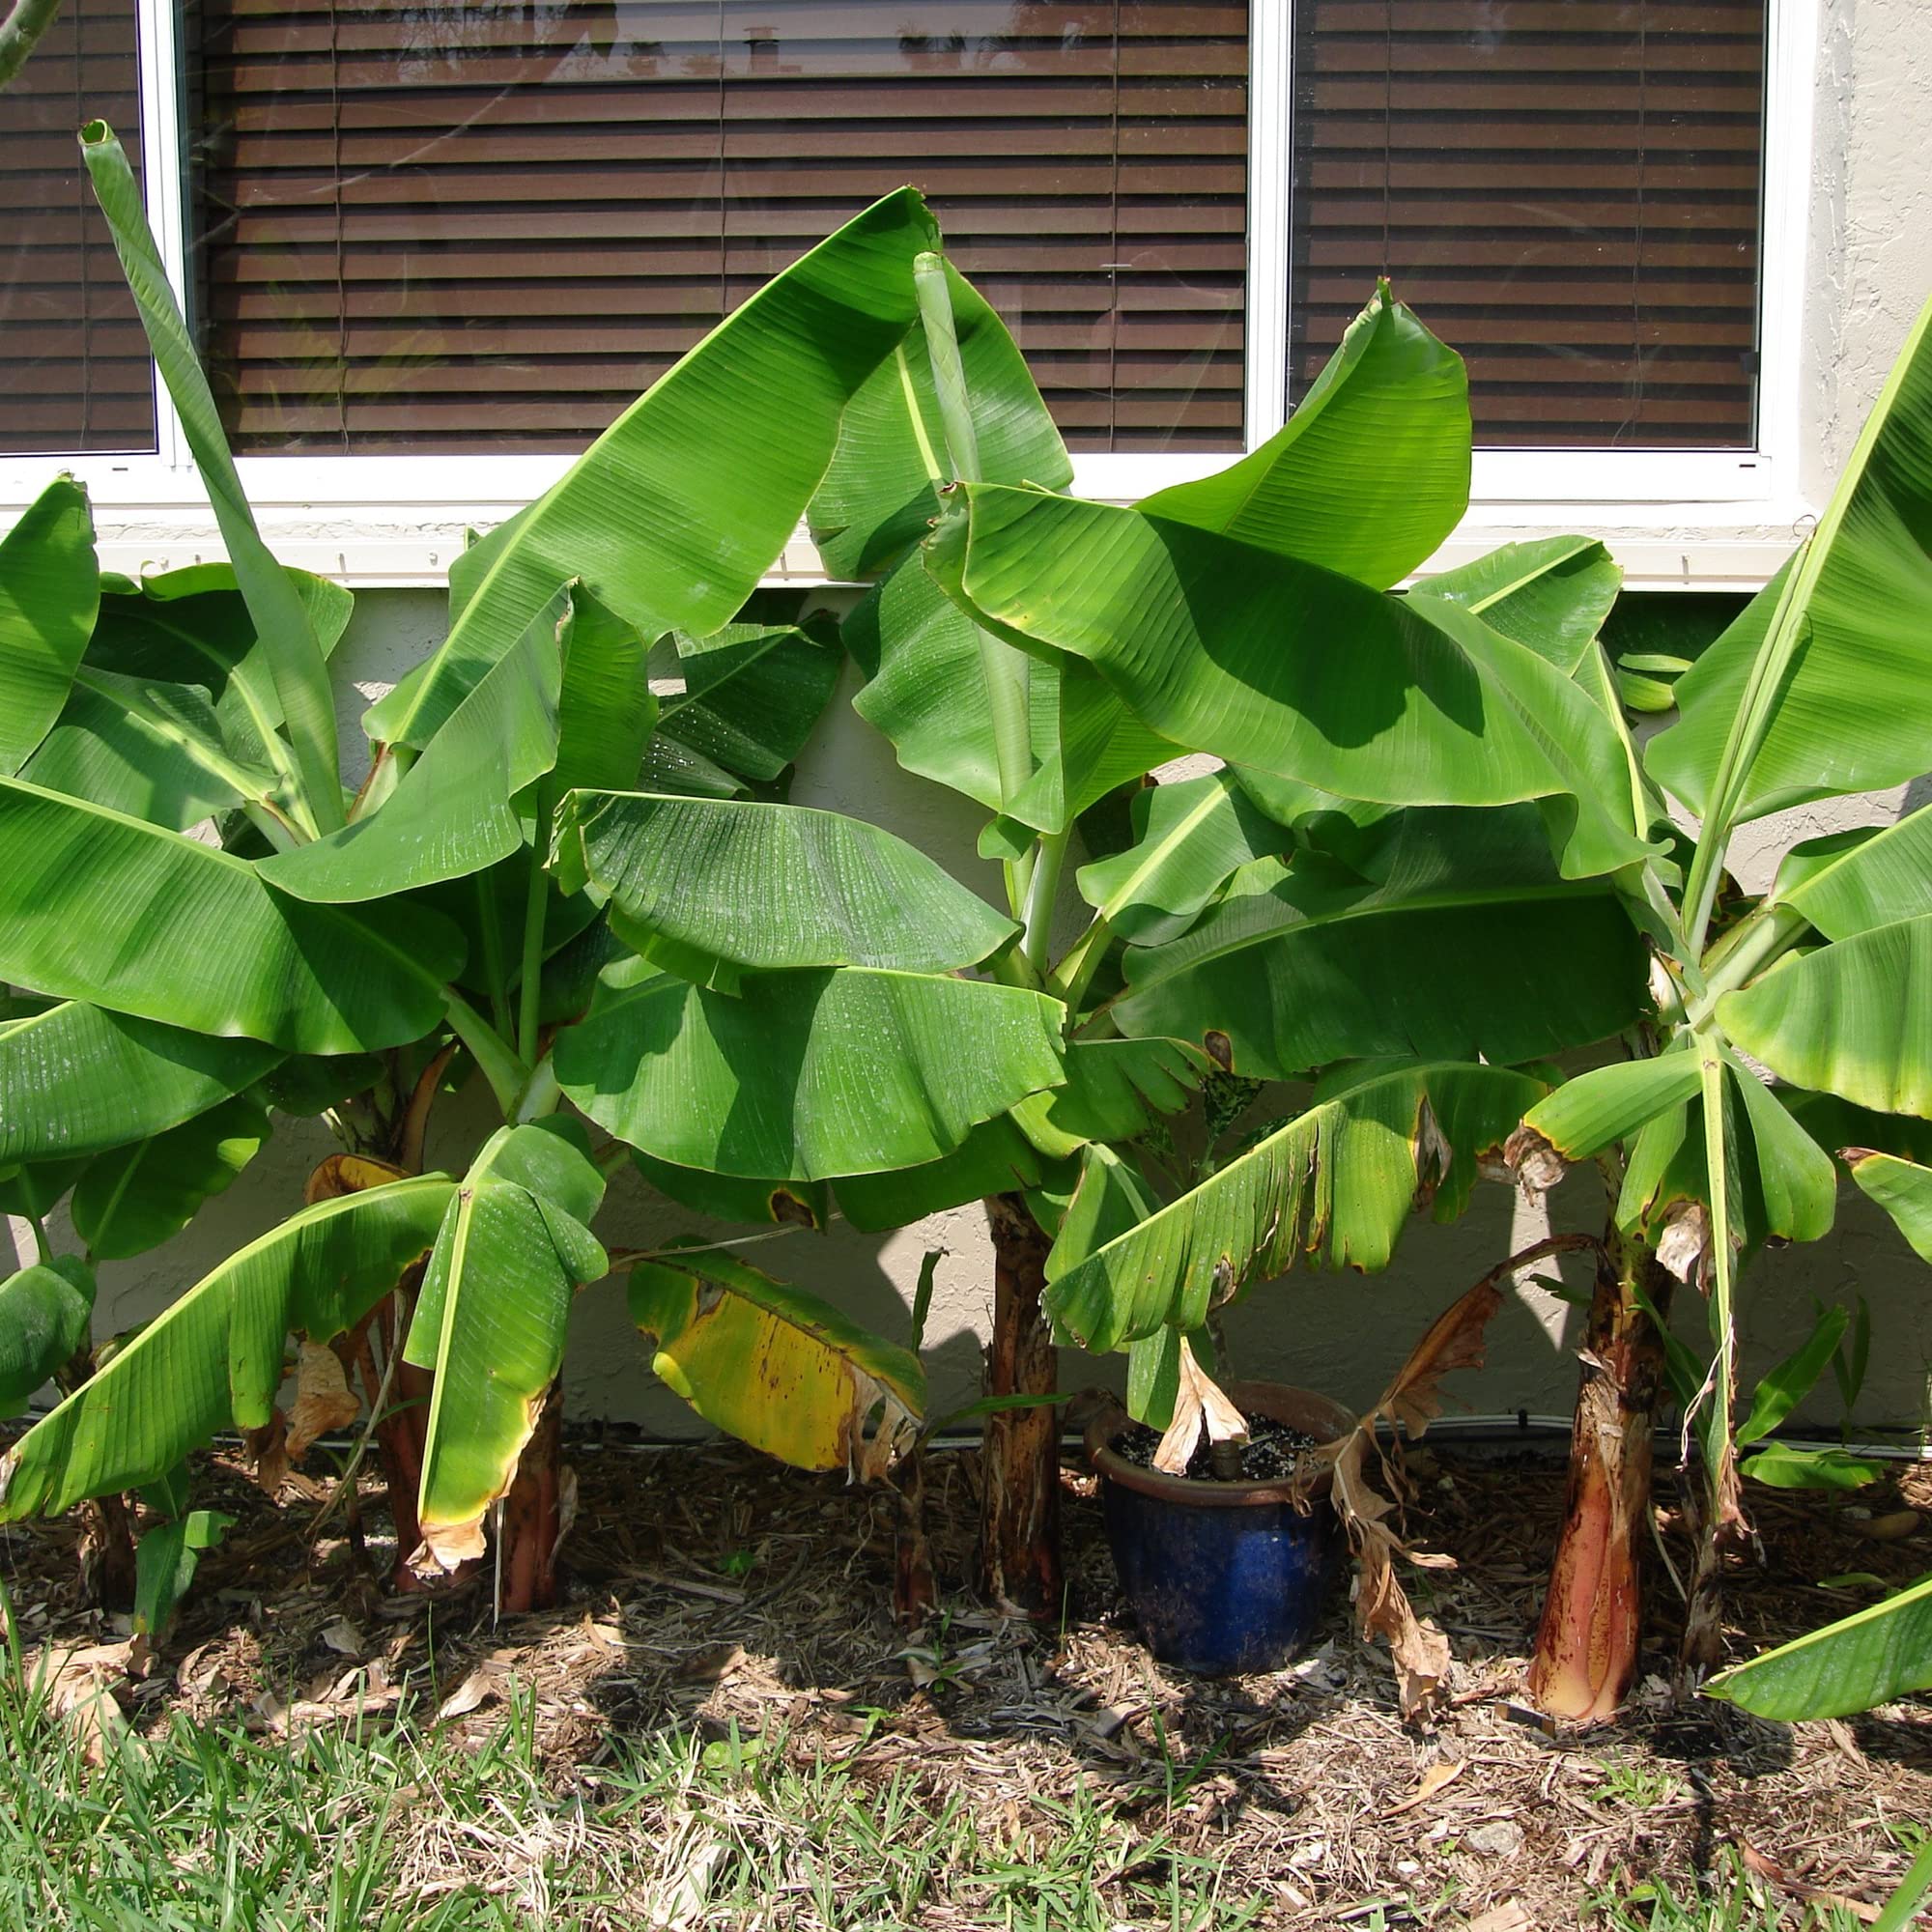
4,452 -> 1808,593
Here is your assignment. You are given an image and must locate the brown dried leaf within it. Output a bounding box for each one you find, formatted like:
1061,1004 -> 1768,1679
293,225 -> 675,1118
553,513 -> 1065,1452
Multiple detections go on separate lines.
284,1340 -> 361,1463
304,1152 -> 409,1205
1504,1124 -> 1569,1193
42,1638 -> 137,1767
1373,1276 -> 1505,1442
1657,1200 -> 1712,1288
1151,1337 -> 1249,1475
1382,1758 -> 1465,1817
244,1411 -> 290,1495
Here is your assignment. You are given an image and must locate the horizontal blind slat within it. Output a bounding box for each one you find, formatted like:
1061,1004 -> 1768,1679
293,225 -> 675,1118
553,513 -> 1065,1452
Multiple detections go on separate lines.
1292,0 -> 1765,447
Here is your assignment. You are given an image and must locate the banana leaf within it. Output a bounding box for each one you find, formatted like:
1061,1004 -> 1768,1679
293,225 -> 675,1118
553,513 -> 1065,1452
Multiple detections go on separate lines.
0,1176 -> 455,1518
927,485 -> 1653,881
0,1258 -> 95,1417
1044,1060 -> 1545,1350
0,476 -> 99,776
366,188 -> 940,753
1706,1570 -> 1932,1720
1647,293 -> 1932,824
0,777 -> 465,1053
70,1095 -> 273,1261
554,958 -> 1065,1180
0,1002 -> 281,1164
554,790 -> 1015,980
404,1121 -> 607,1569
1135,281 -> 1469,589
630,1251 -> 923,1480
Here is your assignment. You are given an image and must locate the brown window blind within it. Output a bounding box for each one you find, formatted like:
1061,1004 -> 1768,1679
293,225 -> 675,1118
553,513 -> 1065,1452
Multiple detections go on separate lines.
1292,1 -> 1765,446
192,1 -> 1248,455
1,0 -> 156,453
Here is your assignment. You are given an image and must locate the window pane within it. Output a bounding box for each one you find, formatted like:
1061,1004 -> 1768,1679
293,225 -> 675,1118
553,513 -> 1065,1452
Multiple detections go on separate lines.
1292,0 -> 1765,447
192,1 -> 1247,455
0,0 -> 156,454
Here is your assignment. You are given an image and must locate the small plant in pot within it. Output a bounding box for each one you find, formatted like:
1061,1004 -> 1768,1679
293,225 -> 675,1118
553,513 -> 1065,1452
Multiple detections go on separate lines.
1085,1362 -> 1353,1678
1083,1237 -> 1595,1708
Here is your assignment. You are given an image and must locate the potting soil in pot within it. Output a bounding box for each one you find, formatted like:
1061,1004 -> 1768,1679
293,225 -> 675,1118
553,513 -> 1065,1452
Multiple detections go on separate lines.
1110,1416 -> 1318,1482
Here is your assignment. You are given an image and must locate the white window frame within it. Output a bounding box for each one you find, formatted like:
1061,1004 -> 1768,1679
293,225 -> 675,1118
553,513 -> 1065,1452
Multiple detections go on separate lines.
4,0 -> 1818,589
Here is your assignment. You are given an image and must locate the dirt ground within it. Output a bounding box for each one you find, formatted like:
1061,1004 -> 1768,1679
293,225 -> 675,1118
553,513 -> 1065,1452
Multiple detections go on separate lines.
2,1425 -> 1928,1930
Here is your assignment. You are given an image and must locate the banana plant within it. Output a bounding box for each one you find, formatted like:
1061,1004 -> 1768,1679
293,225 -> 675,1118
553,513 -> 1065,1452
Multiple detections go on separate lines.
560,265 -> 1660,1618
903,279 -> 1932,1700
0,127 -> 995,1611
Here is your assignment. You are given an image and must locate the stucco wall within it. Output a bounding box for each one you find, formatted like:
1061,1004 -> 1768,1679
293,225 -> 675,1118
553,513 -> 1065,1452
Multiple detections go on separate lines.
8,0 -> 1932,1440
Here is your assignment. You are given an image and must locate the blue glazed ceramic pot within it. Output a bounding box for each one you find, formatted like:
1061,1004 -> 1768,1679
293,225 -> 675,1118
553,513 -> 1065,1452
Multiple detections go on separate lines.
1087,1381 -> 1352,1677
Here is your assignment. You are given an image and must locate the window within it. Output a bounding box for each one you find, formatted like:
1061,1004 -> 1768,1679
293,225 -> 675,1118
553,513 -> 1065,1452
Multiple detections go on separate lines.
1,0 -> 156,453
194,2 -> 1250,455
2,1 -> 1813,584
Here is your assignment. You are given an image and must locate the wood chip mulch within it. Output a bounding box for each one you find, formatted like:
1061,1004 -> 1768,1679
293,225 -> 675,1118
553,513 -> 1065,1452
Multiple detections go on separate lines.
2,1424 -> 1927,1929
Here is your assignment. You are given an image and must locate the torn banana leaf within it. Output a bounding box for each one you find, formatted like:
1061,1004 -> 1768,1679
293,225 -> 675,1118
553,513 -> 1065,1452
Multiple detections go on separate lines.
630,1251 -> 923,1481
1043,1061 -> 1544,1351
0,1176 -> 455,1518
404,1120 -> 608,1572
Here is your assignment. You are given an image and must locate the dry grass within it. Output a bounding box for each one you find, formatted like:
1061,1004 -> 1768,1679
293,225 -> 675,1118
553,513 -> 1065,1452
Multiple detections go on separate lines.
1,1428 -> 1927,1929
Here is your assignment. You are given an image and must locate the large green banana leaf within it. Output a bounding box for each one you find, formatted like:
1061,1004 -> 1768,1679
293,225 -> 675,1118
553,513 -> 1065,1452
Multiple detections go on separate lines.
1719,915 -> 1932,1118
1044,1061 -> 1545,1350
1135,282 -> 1469,589
1112,808 -> 1647,1078
630,1150 -> 832,1232
21,668 -> 281,831
1408,536 -> 1623,674
1008,1037 -> 1211,1161
0,1002 -> 280,1164
830,1115 -> 1057,1232
808,255 -> 1072,581
554,959 -> 1065,1179
366,189 -> 940,754
404,1121 -> 607,1569
1073,769 -> 1287,945
261,589 -> 569,902
1845,1149 -> 1932,1261
1706,1570 -> 1932,1720
82,126 -> 344,833
0,476 -> 98,776
630,1251 -> 923,1480
655,620 -> 844,786
1765,806 -> 1932,940
0,1258 -> 94,1417
0,778 -> 465,1052
0,1176 -> 455,1518
87,563 -> 353,772
554,791 -> 1015,980
541,586 -> 655,799
845,533 -> 1173,834
927,484 -> 1652,880
70,1095 -> 272,1262
1647,293 -> 1932,823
